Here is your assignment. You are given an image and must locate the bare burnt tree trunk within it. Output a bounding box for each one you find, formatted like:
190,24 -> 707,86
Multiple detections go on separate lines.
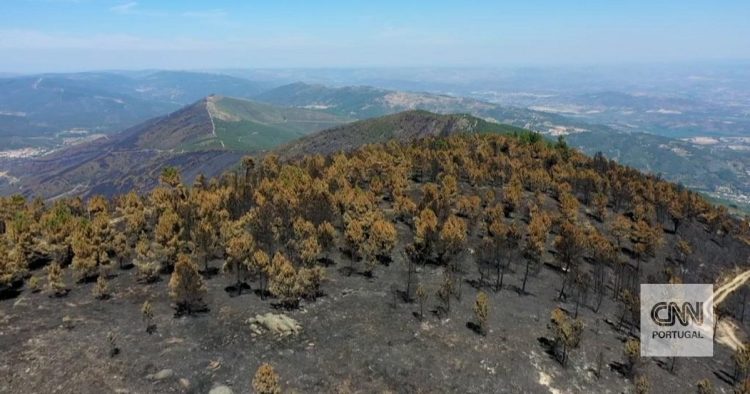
521,258 -> 532,294
405,254 -> 415,302
558,275 -> 568,301
495,254 -> 507,292
593,263 -> 606,313
260,274 -> 267,300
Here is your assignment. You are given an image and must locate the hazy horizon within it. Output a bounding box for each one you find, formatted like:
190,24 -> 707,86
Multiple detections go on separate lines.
2,0 -> 749,73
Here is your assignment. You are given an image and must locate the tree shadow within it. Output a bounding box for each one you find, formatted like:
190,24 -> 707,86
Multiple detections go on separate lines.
271,299 -> 300,311
159,265 -> 175,275
28,256 -> 52,271
542,259 -> 565,274
713,369 -> 736,386
200,267 -> 220,278
376,254 -> 392,267
49,289 -> 71,298
655,358 -> 679,374
302,290 -> 327,301
537,337 -> 557,359
514,285 -> 536,297
466,321 -> 484,336
337,266 -> 355,277
395,289 -> 412,303
137,276 -> 162,285
173,303 -> 209,317
620,247 -> 636,260
224,283 -> 252,297
253,288 -> 273,299
432,306 -> 449,318
78,274 -> 100,284
0,283 -> 22,300
609,361 -> 629,377
465,278 -> 485,290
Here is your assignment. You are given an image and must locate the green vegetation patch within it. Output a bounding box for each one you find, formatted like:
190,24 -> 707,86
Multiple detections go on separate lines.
214,119 -> 305,152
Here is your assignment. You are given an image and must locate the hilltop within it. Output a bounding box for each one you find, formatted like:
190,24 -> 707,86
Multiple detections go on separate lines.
117,95 -> 348,152
0,96 -> 348,198
0,71 -> 272,150
260,82 -> 750,211
277,110 -> 526,158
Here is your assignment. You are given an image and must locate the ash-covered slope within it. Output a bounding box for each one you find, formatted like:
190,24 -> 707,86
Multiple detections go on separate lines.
276,110 -> 527,158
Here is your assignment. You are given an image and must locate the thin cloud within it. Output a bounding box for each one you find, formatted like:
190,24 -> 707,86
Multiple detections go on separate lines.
182,9 -> 227,19
0,29 -> 331,52
110,1 -> 137,14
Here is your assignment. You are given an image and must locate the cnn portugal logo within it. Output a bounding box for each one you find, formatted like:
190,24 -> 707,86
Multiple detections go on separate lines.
641,284 -> 713,357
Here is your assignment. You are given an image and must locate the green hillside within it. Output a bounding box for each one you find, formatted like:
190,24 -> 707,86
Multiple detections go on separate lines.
0,71 -> 273,150
254,82 -> 388,118
0,95 -> 350,198
567,130 -> 750,199
203,96 -> 350,151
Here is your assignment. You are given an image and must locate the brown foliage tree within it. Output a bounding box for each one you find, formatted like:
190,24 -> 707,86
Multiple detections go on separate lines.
46,262 -> 67,296
155,209 -> 183,270
223,227 -> 254,295
624,338 -> 641,377
296,266 -> 325,300
549,307 -> 583,366
317,221 -> 336,262
473,291 -> 489,335
134,235 -> 160,283
554,220 -> 587,300
523,210 -> 551,294
439,214 -> 467,266
168,254 -> 207,314
269,252 -> 299,306
252,363 -> 281,394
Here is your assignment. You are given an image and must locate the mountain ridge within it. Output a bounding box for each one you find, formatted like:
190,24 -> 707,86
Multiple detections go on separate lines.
0,71 -> 274,150
0,95 -> 349,198
276,110 -> 527,158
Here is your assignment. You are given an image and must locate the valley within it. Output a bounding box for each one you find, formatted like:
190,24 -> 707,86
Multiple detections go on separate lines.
0,96 -> 348,198
2,71 -> 749,214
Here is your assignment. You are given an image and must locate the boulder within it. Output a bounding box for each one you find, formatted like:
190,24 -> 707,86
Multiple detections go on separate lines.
246,313 -> 301,336
146,369 -> 174,381
208,384 -> 234,394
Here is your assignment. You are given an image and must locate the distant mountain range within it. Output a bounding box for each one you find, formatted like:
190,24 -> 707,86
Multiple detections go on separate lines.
257,81 -> 567,129
0,73 -> 747,211
0,71 -> 273,149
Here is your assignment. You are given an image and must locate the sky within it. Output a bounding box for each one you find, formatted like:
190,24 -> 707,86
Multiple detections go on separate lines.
1,0 -> 749,72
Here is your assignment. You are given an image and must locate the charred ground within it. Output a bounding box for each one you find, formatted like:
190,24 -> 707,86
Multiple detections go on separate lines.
1,132 -> 750,393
